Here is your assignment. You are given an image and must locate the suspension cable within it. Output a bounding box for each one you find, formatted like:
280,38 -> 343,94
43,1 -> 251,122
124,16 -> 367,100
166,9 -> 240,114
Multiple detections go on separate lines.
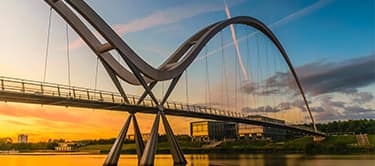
234,32 -> 238,112
94,57 -> 99,91
185,69 -> 189,104
245,29 -> 256,115
43,7 -> 52,83
284,52 -> 294,122
255,34 -> 260,112
220,32 -> 224,107
204,48 -> 211,107
268,42 -> 280,118
265,36 -> 270,117
273,47 -> 278,111
278,48 -> 286,120
245,28 -> 251,114
259,37 -> 265,114
66,24 -> 71,87
221,32 -> 230,107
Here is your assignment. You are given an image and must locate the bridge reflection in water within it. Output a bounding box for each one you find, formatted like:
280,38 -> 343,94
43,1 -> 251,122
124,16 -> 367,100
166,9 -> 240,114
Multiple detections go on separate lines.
0,154 -> 374,166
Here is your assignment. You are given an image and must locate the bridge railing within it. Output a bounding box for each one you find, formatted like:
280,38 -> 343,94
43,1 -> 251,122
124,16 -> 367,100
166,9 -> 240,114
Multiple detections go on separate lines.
1,76 -> 247,116
0,77 -> 270,119
0,76 -> 249,117
0,76 -> 320,133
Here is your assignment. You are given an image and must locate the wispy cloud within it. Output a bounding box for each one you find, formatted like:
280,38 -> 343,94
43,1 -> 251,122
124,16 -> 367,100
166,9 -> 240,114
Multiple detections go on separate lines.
198,0 -> 333,60
0,105 -> 84,124
70,1 -> 235,49
270,0 -> 332,27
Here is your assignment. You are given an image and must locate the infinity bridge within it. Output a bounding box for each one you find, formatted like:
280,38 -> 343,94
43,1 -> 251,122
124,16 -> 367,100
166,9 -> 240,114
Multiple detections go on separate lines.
0,0 -> 327,166
0,76 -> 324,137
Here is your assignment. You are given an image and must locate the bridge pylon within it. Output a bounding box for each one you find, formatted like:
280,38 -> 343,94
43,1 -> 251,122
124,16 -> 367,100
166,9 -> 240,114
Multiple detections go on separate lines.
160,111 -> 187,165
139,111 -> 161,165
103,114 -> 132,166
139,109 -> 187,166
133,114 -> 145,160
103,113 -> 146,166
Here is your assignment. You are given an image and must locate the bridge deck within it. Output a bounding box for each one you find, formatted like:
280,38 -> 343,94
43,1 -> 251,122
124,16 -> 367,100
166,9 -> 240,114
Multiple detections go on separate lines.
0,76 -> 326,136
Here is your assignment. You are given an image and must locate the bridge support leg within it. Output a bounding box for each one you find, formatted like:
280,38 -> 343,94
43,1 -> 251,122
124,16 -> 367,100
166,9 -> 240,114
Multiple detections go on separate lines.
103,114 -> 132,166
133,114 -> 145,161
140,111 -> 161,166
160,111 -> 187,165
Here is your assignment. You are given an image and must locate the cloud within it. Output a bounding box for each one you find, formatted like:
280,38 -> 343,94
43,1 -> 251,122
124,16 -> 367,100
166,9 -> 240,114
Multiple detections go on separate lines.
239,72 -> 292,96
270,0 -> 333,27
220,54 -> 374,122
198,0 -> 333,60
296,55 -> 375,96
113,3 -> 222,34
0,105 -> 84,124
240,55 -> 375,98
4,119 -> 30,126
345,106 -> 375,114
242,105 -> 281,113
279,100 -> 307,111
278,95 -> 375,121
69,1 -> 239,49
313,103 -> 375,121
351,91 -> 374,104
319,95 -> 345,108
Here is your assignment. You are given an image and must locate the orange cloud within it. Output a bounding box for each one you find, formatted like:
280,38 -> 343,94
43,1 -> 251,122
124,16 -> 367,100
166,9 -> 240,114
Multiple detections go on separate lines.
0,102 -> 195,142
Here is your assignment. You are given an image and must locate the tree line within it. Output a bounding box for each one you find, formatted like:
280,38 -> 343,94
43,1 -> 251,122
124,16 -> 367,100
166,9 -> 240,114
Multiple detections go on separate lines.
306,119 -> 375,134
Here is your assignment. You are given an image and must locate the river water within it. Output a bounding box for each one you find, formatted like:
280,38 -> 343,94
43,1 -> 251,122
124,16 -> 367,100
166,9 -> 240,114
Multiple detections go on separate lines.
0,154 -> 374,166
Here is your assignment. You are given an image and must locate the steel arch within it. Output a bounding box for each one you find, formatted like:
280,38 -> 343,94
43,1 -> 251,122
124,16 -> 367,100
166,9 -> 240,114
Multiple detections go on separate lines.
44,0 -> 316,131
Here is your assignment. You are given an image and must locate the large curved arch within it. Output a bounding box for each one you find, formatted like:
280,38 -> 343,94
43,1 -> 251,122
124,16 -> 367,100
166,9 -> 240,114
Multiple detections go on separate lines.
44,0 -> 317,131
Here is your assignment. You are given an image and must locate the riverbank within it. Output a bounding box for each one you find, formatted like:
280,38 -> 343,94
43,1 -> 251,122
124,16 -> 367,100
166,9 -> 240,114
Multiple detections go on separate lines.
0,150 -> 100,155
1,135 -> 374,155
1,154 -> 374,166
79,135 -> 375,154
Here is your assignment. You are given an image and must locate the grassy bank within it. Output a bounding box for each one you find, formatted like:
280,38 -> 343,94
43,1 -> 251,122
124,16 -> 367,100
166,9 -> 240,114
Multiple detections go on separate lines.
78,135 -> 375,154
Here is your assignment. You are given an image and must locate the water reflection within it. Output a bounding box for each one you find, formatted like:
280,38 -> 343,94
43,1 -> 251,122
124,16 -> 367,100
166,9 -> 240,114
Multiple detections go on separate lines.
0,154 -> 374,166
188,154 -> 288,166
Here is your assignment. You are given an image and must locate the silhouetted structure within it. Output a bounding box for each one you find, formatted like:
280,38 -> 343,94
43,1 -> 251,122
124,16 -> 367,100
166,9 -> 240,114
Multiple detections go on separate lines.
17,134 -> 28,143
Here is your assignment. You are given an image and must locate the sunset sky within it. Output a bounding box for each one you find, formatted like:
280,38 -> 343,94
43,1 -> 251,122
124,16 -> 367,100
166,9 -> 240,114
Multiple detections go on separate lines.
0,0 -> 374,142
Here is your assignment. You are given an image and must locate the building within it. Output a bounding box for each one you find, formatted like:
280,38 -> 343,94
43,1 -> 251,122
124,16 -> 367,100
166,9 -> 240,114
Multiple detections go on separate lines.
238,115 -> 286,141
18,134 -> 28,143
190,121 -> 237,142
126,133 -> 151,142
54,143 -> 78,151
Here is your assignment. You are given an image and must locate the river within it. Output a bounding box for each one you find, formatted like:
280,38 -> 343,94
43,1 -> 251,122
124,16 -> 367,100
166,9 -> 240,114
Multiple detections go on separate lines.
0,154 -> 374,166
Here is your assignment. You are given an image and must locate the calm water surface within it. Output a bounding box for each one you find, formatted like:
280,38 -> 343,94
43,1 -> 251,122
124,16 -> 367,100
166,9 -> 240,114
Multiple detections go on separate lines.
0,154 -> 374,166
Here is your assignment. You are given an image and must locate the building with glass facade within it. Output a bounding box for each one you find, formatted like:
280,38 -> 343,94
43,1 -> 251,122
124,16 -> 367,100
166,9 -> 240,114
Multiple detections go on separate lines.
238,115 -> 287,141
190,121 -> 237,142
190,116 -> 287,142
